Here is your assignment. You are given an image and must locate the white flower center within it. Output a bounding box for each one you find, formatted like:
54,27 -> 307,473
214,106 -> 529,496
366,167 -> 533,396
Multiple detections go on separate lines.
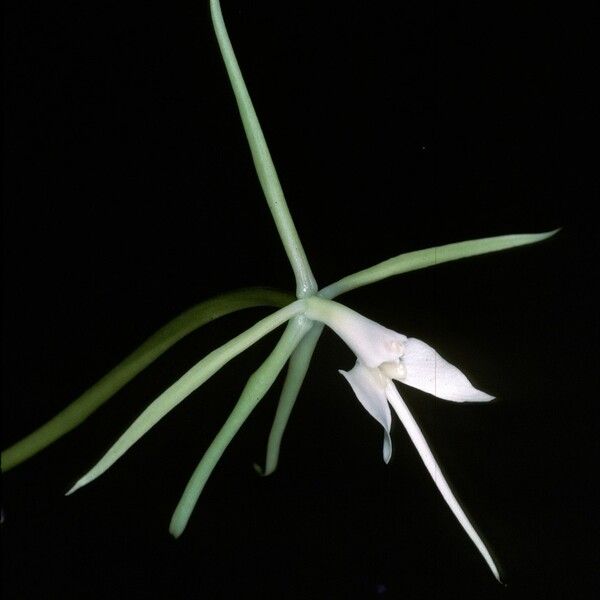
380,360 -> 407,381
386,340 -> 404,357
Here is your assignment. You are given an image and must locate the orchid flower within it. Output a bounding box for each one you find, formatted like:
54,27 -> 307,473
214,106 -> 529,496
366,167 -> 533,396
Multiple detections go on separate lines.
305,297 -> 499,580
305,297 -> 493,459
2,0 -> 558,583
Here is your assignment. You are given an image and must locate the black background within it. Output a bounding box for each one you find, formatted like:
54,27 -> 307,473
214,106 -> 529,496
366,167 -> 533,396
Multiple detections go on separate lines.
3,1 -> 596,599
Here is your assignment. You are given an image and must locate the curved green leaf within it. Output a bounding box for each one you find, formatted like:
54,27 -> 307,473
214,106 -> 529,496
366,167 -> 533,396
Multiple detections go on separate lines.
2,288 -> 294,471
66,299 -> 305,495
169,316 -> 312,537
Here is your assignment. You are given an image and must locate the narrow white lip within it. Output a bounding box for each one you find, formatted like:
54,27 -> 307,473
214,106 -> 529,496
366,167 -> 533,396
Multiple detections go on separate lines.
385,381 -> 501,582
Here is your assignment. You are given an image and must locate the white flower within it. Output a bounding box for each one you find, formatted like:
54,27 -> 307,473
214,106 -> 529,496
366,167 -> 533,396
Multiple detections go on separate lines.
341,336 -> 494,462
305,297 -> 493,463
305,296 -> 501,581
339,353 -> 492,463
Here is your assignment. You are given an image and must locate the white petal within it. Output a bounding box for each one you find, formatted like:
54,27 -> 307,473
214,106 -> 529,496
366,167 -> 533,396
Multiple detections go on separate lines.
306,297 -> 406,368
401,338 -> 494,402
339,362 -> 393,463
385,382 -> 501,582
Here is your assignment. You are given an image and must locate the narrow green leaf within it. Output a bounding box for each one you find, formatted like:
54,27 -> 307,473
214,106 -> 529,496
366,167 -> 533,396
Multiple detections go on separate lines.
320,230 -> 559,299
210,0 -> 317,297
169,316 -> 312,537
66,299 -> 305,495
2,288 -> 294,472
254,323 -> 323,476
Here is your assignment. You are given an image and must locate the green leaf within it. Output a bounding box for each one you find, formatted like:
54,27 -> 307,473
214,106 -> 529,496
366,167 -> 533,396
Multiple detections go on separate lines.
66,299 -> 305,495
255,323 -> 324,476
169,316 -> 312,537
2,287 -> 294,471
319,230 -> 559,299
210,0 -> 316,297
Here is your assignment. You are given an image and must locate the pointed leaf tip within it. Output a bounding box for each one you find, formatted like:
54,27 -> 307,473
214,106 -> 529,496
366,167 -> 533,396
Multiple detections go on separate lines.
535,228 -> 561,240
65,481 -> 83,496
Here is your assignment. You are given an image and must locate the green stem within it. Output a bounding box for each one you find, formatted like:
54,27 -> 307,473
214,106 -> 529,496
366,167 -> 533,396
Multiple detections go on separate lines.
169,315 -> 311,537
210,0 -> 317,298
319,230 -> 559,299
256,323 -> 323,476
2,288 -> 294,472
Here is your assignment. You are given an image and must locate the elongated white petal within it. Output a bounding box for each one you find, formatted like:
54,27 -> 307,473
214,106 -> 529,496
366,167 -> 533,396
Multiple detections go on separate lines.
401,338 -> 494,402
306,297 -> 406,368
385,382 -> 501,582
339,362 -> 393,463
